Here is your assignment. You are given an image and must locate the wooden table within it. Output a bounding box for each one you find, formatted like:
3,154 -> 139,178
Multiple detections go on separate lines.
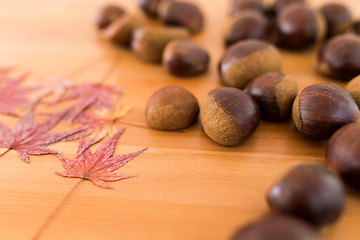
0,0 -> 359,239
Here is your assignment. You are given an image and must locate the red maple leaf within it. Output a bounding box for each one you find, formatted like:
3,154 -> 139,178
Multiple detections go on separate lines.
0,109 -> 82,162
0,73 -> 33,116
57,83 -> 122,122
55,127 -> 147,189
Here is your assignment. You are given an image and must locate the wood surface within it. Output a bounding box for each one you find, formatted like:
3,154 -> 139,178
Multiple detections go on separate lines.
0,0 -> 359,239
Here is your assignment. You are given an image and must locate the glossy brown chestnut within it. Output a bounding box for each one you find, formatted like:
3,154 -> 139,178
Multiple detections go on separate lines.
158,1 -> 204,34
230,0 -> 264,15
292,83 -> 360,141
224,10 -> 271,46
138,0 -> 172,17
275,3 -> 326,49
267,164 -> 345,227
146,86 -> 199,130
94,5 -> 125,30
131,27 -> 190,63
162,40 -> 209,77
345,75 -> 360,107
200,87 -> 260,146
219,39 -> 281,89
318,34 -> 360,81
272,0 -> 306,14
245,72 -> 297,120
101,14 -> 143,46
319,3 -> 352,38
231,215 -> 322,240
327,123 -> 360,192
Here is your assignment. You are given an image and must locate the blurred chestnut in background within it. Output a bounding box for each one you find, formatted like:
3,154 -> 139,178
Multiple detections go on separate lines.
219,39 -> 281,89
318,34 -> 360,81
158,1 -> 204,34
319,3 -> 352,38
327,123 -> 360,192
267,164 -> 345,227
230,0 -> 264,15
272,0 -> 306,15
230,215 -> 322,240
163,40 -> 209,77
138,0 -> 171,17
224,11 -> 271,46
292,83 -> 360,141
275,3 -> 326,49
351,20 -> 360,35
245,72 -> 297,120
345,75 -> 360,107
94,5 -> 125,30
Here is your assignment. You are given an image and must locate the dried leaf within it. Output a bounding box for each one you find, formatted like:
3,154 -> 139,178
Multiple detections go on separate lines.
56,127 -> 147,189
0,73 -> 33,116
57,83 -> 122,122
0,109 -> 82,162
24,76 -> 73,108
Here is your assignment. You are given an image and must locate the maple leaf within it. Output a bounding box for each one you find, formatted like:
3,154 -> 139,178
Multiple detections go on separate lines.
0,73 -> 33,116
23,76 -> 73,108
0,109 -> 82,162
57,82 -> 122,122
55,127 -> 147,189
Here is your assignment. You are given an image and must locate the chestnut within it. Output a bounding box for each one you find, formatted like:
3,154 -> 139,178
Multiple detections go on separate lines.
101,14 -> 143,46
319,3 -> 352,38
351,20 -> 360,35
131,26 -> 190,63
224,10 -> 271,46
318,34 -> 360,81
267,164 -> 345,227
345,75 -> 360,107
292,83 -> 360,141
275,3 -> 326,49
219,39 -> 281,89
230,0 -> 264,15
231,215 -> 322,240
327,123 -> 360,192
162,40 -> 209,77
94,5 -> 125,30
158,1 -> 204,34
244,72 -> 297,120
272,0 -> 306,15
146,86 -> 199,130
138,0 -> 172,18
200,87 -> 260,146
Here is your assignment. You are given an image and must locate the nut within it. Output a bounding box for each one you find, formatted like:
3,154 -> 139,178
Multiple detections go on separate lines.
101,14 -> 143,46
292,83 -> 360,141
162,40 -> 209,77
351,20 -> 360,35
224,10 -> 271,47
131,26 -> 190,63
138,0 -> 172,18
244,72 -> 297,120
267,164 -> 345,227
318,34 -> 360,81
200,87 -> 260,146
345,75 -> 360,107
319,3 -> 352,38
275,3 -> 326,49
158,1 -> 204,34
272,0 -> 306,15
146,86 -> 199,130
327,123 -> 360,192
231,215 -> 322,240
230,0 -> 264,15
94,5 -> 125,30
219,39 -> 281,89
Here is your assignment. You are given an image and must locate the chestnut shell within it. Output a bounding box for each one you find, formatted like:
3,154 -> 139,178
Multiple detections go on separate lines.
230,0 -> 264,15
231,215 -> 322,240
292,83 -> 360,140
94,5 -> 125,30
267,164 -> 345,227
327,123 -> 360,192
319,3 -> 352,38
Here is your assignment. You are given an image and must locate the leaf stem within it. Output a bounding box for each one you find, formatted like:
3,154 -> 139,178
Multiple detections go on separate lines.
31,179 -> 84,240
0,149 -> 10,158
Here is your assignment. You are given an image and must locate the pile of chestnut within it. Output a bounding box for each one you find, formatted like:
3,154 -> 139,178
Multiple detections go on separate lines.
97,0 -> 360,239
94,0 -> 210,77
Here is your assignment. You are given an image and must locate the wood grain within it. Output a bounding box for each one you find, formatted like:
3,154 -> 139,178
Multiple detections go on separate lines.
0,0 -> 359,239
